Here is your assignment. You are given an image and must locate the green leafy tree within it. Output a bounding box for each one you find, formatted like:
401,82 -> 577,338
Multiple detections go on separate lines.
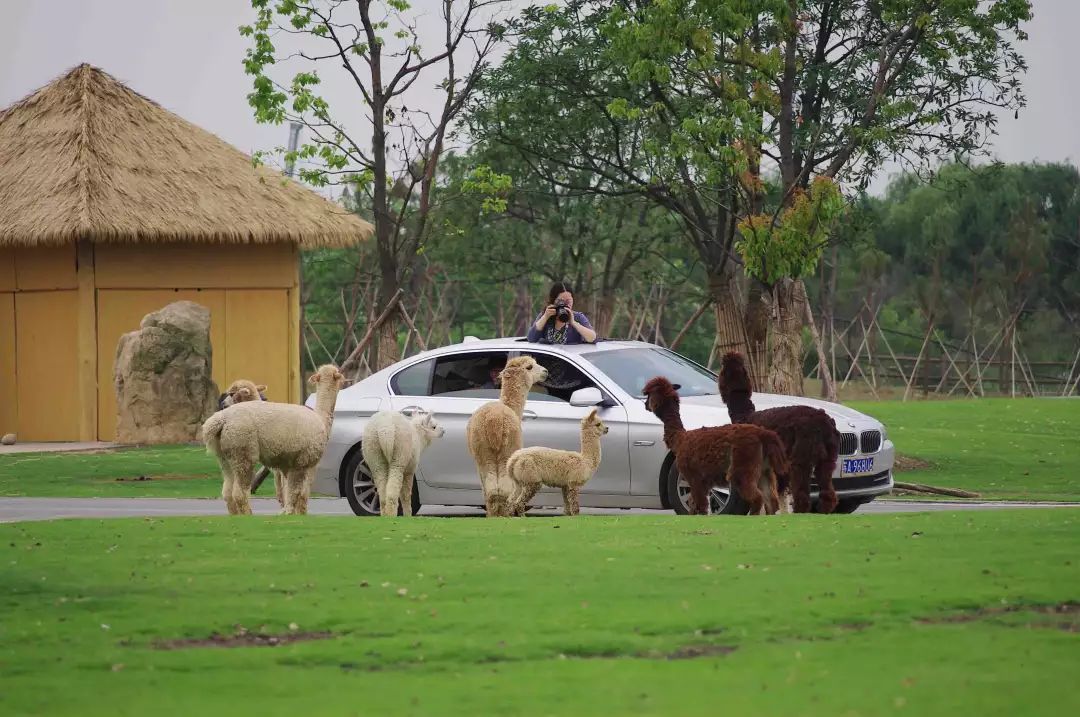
241,0 -> 509,371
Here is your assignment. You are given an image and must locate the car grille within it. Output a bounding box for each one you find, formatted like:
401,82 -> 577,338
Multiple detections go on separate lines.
860,430 -> 882,454
839,432 -> 858,456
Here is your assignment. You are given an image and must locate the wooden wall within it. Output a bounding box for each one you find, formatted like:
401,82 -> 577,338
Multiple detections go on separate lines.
1,242 -> 300,442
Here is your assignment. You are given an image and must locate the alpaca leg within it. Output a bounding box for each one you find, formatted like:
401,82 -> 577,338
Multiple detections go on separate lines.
231,455 -> 256,516
492,461 -> 516,517
383,465 -> 405,516
283,470 -> 308,515
789,461 -> 814,514
815,459 -> 839,514
477,460 -> 501,516
400,473 -> 415,517
687,475 -> 710,516
730,446 -> 765,516
219,461 -> 239,515
367,453 -> 390,514
511,482 -> 541,516
293,468 -> 315,515
273,470 -> 285,509
757,468 -> 780,515
561,486 -> 581,516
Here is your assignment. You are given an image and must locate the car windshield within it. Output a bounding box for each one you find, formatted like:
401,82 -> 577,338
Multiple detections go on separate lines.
587,347 -> 718,398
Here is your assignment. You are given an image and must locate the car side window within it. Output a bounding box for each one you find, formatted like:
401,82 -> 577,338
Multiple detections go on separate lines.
431,351 -> 509,398
520,351 -> 596,403
390,358 -> 433,396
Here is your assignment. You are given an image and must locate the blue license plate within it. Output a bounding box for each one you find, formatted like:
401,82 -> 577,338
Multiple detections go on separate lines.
842,457 -> 875,475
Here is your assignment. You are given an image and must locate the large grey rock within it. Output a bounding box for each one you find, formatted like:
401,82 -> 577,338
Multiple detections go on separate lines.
114,301 -> 218,444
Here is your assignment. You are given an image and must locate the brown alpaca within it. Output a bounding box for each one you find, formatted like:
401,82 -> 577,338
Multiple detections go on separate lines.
465,356 -> 549,516
718,352 -> 840,513
642,376 -> 788,515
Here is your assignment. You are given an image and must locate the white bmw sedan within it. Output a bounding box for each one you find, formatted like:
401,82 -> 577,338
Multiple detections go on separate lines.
308,337 -> 895,515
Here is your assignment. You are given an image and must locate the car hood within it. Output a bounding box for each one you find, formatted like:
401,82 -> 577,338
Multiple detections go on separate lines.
678,393 -> 881,431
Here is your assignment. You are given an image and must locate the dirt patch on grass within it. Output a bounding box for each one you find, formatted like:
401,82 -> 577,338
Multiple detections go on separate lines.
154,629 -> 335,649
112,473 -> 213,483
917,602 -> 1078,631
894,455 -> 934,472
662,644 -> 738,660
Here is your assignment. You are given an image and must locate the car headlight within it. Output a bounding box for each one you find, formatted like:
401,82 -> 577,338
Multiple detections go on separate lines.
880,425 -> 888,442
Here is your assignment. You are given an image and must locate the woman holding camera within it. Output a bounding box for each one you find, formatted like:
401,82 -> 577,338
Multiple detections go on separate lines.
527,281 -> 597,344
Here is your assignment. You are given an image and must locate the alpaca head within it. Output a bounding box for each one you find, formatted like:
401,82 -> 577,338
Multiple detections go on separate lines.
580,408 -> 609,438
717,351 -> 753,402
500,356 -> 549,390
220,379 -> 266,408
309,364 -> 346,391
641,376 -> 681,415
411,410 -> 446,442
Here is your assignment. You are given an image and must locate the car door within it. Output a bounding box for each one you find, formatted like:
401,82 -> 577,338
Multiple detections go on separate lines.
385,350 -> 509,490
516,349 -> 631,501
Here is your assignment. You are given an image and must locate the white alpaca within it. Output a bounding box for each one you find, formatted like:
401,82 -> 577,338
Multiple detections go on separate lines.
506,409 -> 608,516
361,410 -> 445,516
202,364 -> 345,515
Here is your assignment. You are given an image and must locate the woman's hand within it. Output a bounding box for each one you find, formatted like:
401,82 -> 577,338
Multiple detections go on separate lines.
570,314 -> 597,343
535,305 -> 557,332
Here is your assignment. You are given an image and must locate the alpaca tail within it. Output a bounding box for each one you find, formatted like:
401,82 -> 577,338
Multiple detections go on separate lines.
202,411 -> 226,458
505,450 -> 524,483
762,430 -> 790,479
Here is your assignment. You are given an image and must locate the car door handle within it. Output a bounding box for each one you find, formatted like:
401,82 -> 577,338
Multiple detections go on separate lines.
400,405 -> 424,416
522,410 -> 538,420
633,440 -> 655,447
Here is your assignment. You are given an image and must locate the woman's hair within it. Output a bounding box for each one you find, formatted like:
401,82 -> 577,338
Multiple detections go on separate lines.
547,281 -> 575,305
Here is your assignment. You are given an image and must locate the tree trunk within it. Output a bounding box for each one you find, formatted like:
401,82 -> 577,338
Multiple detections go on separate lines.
743,279 -> 770,390
708,270 -> 752,375
820,245 -> 838,398
766,278 -> 806,396
593,292 -> 617,338
370,271 -> 401,371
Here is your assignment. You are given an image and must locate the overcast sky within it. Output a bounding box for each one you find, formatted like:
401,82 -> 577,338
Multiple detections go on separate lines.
1,0 -> 1075,196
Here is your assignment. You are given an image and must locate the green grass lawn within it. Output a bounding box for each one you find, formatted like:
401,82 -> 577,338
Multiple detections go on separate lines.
1,397 -> 1077,501
0,510 -> 1077,715
0,446 -> 220,498
849,398 -> 1080,501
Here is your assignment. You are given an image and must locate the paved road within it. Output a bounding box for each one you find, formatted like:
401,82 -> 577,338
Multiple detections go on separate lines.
0,497 -> 1075,523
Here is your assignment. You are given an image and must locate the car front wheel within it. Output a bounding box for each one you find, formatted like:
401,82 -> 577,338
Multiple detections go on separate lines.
664,463 -> 749,515
341,449 -> 421,517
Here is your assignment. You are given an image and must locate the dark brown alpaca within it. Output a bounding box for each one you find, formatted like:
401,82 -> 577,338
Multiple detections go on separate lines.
718,352 -> 840,513
642,376 -> 788,515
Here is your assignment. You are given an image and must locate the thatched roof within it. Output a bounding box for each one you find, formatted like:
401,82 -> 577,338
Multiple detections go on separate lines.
0,64 -> 373,248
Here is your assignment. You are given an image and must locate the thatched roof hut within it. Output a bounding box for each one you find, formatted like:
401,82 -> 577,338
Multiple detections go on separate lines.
0,64 -> 372,443
0,63 -> 373,247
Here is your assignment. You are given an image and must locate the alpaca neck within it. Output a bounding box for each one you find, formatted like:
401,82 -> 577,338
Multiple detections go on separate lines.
312,385 -> 339,429
726,392 -> 756,423
580,431 -> 602,471
500,376 -> 529,417
654,400 -> 686,450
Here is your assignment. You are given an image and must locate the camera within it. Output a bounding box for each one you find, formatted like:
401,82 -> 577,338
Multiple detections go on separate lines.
554,299 -> 571,321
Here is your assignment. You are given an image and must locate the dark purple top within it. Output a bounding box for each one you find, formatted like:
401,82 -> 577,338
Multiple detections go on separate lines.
527,310 -> 595,344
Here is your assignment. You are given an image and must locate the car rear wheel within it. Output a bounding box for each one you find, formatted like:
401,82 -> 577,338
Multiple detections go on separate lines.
341,449 -> 421,517
665,463 -> 749,515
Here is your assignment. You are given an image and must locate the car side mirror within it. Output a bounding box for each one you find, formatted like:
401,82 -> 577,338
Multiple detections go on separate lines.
569,387 -> 604,407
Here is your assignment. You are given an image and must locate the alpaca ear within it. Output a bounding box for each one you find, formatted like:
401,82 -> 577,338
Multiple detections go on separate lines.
309,373 -> 320,385
671,383 -> 682,392
256,384 -> 267,392
586,408 -> 598,421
